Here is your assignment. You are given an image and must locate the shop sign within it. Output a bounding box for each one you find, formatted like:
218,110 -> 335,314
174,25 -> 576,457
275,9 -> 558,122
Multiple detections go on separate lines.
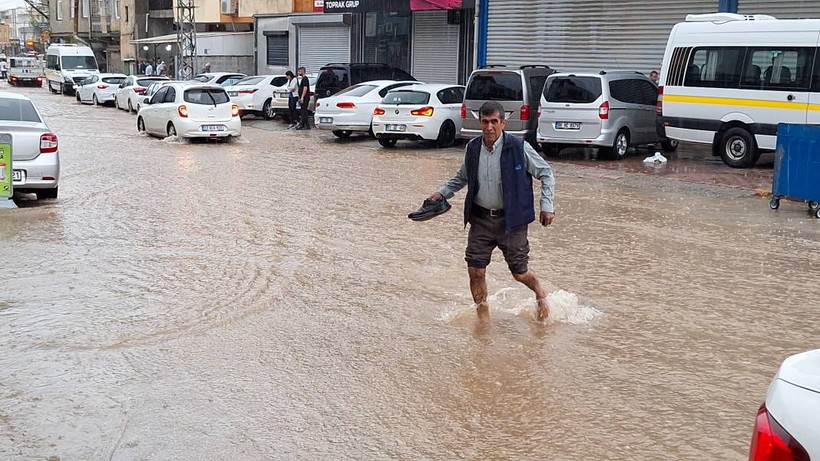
411,0 -> 475,10
323,0 -> 410,13
314,0 -> 324,11
0,134 -> 13,200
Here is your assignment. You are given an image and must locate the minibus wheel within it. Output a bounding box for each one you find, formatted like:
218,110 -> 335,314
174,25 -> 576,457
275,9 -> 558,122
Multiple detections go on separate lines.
720,127 -> 759,168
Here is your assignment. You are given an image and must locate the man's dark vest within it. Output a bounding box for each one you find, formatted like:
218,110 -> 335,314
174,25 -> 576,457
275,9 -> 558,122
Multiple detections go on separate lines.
463,134 -> 535,231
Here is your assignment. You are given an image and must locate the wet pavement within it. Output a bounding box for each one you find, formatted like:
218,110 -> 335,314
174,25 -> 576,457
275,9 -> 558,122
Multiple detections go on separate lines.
1,82 -> 818,460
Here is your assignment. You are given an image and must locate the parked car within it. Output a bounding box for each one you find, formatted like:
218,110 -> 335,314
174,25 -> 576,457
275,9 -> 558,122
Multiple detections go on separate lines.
191,72 -> 246,86
537,70 -> 675,159
1,92 -> 59,200
461,65 -> 556,148
270,75 -> 317,121
136,82 -> 241,140
224,75 -> 289,119
749,348 -> 820,460
372,83 -> 465,148
314,63 -> 416,99
314,80 -> 420,138
114,75 -> 170,112
75,73 -> 127,106
137,80 -> 179,113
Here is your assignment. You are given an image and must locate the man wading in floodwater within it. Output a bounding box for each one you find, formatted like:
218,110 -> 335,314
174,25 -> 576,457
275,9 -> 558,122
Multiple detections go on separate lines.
428,101 -> 556,322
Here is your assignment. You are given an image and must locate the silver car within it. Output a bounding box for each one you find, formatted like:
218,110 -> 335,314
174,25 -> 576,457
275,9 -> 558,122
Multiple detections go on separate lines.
1,92 -> 60,199
537,71 -> 674,159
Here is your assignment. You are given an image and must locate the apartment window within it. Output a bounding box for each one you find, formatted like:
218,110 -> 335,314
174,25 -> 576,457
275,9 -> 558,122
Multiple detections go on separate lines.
114,0 -> 120,19
70,0 -> 74,18
124,5 -> 128,22
57,0 -> 63,20
82,0 -> 89,18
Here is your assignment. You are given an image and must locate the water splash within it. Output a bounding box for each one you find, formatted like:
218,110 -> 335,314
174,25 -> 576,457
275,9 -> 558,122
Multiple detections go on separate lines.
162,135 -> 187,144
440,288 -> 600,325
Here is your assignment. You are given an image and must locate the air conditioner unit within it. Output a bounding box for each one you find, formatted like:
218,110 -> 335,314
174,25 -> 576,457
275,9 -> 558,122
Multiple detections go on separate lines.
220,0 -> 237,15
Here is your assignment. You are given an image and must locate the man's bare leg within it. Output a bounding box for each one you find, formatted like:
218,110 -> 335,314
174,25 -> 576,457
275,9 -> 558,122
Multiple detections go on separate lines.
512,270 -> 550,321
468,267 -> 490,322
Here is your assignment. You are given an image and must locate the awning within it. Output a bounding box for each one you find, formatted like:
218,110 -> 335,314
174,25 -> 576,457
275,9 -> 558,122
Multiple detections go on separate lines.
322,0 -> 473,13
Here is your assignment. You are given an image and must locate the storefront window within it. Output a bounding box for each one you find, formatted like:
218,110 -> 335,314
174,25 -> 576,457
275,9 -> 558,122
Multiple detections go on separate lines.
362,11 -> 411,72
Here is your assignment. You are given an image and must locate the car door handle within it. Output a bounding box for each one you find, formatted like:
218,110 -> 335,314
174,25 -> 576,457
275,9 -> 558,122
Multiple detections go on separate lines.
787,94 -> 796,101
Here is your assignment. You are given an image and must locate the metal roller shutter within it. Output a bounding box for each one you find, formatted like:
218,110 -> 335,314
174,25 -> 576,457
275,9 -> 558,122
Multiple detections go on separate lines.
298,25 -> 351,76
412,11 -> 460,84
266,34 -> 288,66
486,0 -> 716,73
738,1 -> 820,18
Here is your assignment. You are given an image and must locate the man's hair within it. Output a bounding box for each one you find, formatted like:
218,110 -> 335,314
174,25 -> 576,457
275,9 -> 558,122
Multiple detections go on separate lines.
479,101 -> 505,121
297,66 -> 306,72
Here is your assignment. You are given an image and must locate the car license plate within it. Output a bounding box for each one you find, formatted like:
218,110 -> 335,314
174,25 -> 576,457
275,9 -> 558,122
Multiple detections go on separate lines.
555,122 -> 581,130
12,169 -> 23,182
276,92 -> 287,98
228,91 -> 238,97
386,124 -> 406,132
319,117 -> 333,124
201,125 -> 226,132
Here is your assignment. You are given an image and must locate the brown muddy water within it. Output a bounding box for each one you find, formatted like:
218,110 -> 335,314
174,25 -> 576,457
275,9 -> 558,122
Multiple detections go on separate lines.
1,83 -> 818,460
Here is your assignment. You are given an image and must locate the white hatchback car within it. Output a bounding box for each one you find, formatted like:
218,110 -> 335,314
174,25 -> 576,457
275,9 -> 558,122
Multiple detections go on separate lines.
136,82 -> 241,140
75,73 -> 127,106
224,75 -> 289,119
0,92 -> 60,200
191,72 -> 246,87
114,75 -> 170,113
314,80 -> 419,139
372,83 -> 465,148
749,348 -> 820,459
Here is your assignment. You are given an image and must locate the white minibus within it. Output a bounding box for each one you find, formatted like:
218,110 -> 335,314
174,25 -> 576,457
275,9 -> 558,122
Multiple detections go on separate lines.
658,13 -> 820,168
44,44 -> 99,96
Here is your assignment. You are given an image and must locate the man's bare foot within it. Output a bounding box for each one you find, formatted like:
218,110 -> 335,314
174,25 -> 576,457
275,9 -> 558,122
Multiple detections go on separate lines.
536,298 -> 550,322
476,301 -> 491,323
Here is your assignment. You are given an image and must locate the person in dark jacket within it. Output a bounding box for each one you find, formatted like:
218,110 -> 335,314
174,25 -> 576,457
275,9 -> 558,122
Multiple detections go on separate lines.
296,66 -> 312,130
428,101 -> 556,322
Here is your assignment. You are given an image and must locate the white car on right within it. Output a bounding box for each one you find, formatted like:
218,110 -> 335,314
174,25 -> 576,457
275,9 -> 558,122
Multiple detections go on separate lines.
314,80 -> 419,139
749,348 -> 820,460
371,83 -> 465,148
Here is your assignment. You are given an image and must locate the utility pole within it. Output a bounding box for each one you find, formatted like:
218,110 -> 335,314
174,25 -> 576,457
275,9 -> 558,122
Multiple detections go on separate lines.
176,0 -> 196,80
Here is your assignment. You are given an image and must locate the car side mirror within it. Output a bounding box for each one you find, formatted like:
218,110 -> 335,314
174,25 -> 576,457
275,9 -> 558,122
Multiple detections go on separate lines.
142,98 -> 150,105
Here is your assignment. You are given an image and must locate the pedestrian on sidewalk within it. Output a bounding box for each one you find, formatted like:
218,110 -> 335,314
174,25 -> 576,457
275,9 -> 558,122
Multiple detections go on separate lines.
296,66 -> 312,130
144,60 -> 154,76
427,101 -> 556,323
285,70 -> 299,128
156,60 -> 167,76
0,60 -> 8,80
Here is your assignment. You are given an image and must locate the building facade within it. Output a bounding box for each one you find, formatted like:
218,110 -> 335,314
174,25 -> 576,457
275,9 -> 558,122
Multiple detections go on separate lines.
48,0 -> 121,71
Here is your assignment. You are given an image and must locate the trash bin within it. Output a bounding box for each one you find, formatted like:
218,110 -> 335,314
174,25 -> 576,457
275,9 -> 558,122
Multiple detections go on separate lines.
770,123 -> 820,218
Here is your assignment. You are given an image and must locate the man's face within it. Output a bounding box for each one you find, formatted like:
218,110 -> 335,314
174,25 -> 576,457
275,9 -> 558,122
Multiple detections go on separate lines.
480,112 -> 506,146
650,72 -> 659,82
298,68 -> 305,76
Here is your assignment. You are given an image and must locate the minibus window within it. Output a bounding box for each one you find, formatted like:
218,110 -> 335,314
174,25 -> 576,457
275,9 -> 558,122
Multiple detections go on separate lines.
744,48 -> 813,90
686,48 -> 743,89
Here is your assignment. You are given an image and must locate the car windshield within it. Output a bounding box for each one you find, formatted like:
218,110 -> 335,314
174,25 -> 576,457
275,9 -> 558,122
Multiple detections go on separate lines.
544,76 -> 602,103
61,55 -> 97,70
465,72 -> 523,101
184,88 -> 230,105
103,77 -> 125,84
137,77 -> 166,87
382,91 -> 430,105
220,76 -> 244,87
0,98 -> 41,122
236,77 -> 264,86
335,84 -> 377,97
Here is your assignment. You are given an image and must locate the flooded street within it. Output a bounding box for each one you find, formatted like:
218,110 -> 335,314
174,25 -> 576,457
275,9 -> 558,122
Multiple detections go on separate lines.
2,83 -> 819,460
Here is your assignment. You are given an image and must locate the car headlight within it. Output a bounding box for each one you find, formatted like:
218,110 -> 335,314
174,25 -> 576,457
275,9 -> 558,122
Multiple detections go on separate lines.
64,77 -> 73,83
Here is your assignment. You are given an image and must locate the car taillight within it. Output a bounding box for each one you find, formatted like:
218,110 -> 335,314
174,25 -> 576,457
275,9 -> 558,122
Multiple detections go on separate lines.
178,105 -> 189,118
411,106 -> 434,117
749,404 -> 810,461
520,104 -> 530,121
337,102 -> 356,109
373,107 -> 385,116
599,101 -> 610,120
40,133 -> 58,153
537,103 -> 542,118
35,77 -> 42,81
460,103 -> 466,119
134,87 -> 147,94
657,85 -> 664,116
238,88 -> 258,94
97,84 -> 108,89
231,104 -> 239,117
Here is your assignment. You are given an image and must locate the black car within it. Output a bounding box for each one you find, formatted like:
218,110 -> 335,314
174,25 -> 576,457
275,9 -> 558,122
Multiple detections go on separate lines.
314,63 -> 416,99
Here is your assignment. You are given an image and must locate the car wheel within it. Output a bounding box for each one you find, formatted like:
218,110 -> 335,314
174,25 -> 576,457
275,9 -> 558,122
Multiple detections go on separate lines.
262,99 -> 273,120
127,99 -> 134,113
167,122 -> 177,138
76,92 -> 81,102
36,187 -> 58,200
662,138 -> 679,152
602,130 -> 630,160
114,97 -> 120,110
137,116 -> 146,133
436,120 -> 457,148
93,94 -> 99,106
378,138 -> 397,148
332,130 -> 352,139
719,127 -> 759,168
541,143 -> 561,157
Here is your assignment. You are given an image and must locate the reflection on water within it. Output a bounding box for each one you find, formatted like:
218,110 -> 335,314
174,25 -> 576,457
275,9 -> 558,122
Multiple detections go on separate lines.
1,84 -> 818,460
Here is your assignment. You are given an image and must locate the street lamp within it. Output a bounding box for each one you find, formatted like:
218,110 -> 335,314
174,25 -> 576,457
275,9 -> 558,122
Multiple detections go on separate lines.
165,44 -> 172,52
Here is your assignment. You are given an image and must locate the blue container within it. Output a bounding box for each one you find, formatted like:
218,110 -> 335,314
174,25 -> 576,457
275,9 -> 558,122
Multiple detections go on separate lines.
771,123 -> 820,217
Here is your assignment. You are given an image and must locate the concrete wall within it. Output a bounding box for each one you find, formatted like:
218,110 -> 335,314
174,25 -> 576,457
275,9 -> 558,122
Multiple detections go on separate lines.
193,55 -> 254,75
240,0 -> 292,16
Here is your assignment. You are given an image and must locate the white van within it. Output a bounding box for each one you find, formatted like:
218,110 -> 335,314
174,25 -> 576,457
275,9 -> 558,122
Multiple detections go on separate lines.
44,44 -> 99,96
658,13 -> 820,168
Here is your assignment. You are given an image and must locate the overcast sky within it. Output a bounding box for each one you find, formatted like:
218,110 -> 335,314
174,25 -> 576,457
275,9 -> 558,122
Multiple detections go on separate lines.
0,0 -> 25,10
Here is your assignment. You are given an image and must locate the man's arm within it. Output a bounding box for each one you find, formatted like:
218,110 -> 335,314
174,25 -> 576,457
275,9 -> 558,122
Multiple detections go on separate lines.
523,143 -> 555,225
429,163 -> 468,201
